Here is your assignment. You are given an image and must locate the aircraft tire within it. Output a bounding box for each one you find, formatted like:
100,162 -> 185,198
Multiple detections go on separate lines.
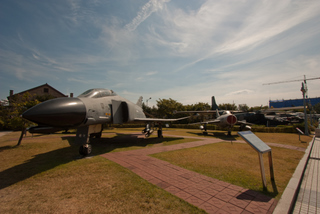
79,144 -> 92,156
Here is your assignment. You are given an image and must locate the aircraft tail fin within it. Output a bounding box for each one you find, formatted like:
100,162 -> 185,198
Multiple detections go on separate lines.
136,96 -> 143,108
211,96 -> 219,110
216,109 -> 220,117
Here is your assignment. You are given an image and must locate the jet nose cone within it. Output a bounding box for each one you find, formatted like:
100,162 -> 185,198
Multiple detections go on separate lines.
22,98 -> 86,127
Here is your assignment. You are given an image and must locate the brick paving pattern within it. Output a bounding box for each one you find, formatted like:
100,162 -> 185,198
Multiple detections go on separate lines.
293,137 -> 320,214
101,134 -> 278,213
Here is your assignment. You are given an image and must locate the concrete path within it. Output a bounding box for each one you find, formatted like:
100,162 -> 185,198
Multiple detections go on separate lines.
101,135 -> 278,214
292,137 -> 320,214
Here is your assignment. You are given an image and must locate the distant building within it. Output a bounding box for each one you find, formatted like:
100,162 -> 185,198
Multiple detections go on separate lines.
269,97 -> 320,108
7,83 -> 71,102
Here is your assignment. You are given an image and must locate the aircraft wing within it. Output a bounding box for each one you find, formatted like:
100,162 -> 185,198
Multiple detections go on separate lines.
190,119 -> 221,125
236,120 -> 253,126
175,110 -> 242,115
192,119 -> 252,125
134,116 -> 189,122
174,110 -> 217,115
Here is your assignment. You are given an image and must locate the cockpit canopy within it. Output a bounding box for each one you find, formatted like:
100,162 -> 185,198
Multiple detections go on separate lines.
78,88 -> 117,98
223,111 -> 231,115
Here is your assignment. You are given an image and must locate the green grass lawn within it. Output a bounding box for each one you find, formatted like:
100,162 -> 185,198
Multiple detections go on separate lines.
0,128 -> 311,212
151,141 -> 304,199
0,131 -> 205,214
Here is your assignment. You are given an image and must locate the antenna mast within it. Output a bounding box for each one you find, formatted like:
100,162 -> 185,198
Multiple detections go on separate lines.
263,75 -> 320,136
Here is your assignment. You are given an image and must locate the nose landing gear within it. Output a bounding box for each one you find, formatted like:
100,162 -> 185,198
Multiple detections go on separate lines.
142,123 -> 163,138
79,144 -> 92,156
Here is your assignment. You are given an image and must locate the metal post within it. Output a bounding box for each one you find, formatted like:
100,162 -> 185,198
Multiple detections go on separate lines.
268,151 -> 275,182
301,82 -> 309,136
258,153 -> 267,190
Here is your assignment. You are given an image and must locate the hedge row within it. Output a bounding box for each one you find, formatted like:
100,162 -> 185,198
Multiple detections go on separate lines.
110,123 -> 312,134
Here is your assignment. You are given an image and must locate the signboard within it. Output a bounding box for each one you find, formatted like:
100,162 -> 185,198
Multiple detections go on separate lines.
296,128 -> 304,135
238,131 -> 275,190
238,131 -> 271,153
296,128 -> 304,140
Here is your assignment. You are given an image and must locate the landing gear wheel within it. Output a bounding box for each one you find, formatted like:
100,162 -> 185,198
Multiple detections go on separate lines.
96,132 -> 102,138
79,144 -> 92,156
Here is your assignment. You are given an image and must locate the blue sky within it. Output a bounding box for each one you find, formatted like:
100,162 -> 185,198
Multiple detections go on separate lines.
1,0 -> 320,107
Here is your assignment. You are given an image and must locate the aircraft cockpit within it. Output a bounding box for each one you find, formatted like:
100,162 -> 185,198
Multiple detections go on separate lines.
223,111 -> 231,115
78,88 -> 117,98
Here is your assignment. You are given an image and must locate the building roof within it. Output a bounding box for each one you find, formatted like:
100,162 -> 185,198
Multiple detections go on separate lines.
8,83 -> 67,99
269,97 -> 320,108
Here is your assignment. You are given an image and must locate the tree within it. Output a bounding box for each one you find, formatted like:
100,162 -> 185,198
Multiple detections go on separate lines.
185,102 -> 211,111
249,105 -> 268,112
238,104 -> 249,112
218,103 -> 237,110
313,102 -> 320,114
156,98 -> 185,118
35,94 -> 56,102
142,102 -> 158,118
0,92 -> 40,130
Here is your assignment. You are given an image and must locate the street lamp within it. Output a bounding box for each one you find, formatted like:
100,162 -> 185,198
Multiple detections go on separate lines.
146,97 -> 152,106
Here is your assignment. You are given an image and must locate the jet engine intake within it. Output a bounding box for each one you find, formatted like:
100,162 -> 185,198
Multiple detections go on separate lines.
226,115 -> 237,125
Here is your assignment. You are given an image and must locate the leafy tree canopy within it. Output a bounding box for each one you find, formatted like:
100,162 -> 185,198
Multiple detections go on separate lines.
156,98 -> 185,118
1,92 -> 40,130
218,103 -> 237,110
313,102 -> 320,114
185,102 -> 211,111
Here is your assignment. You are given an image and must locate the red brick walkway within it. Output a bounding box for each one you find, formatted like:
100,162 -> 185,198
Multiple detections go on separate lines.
101,135 -> 277,214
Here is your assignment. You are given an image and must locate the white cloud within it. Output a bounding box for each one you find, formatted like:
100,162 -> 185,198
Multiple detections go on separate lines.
125,0 -> 171,32
1,0 -> 320,108
32,54 -> 39,60
225,89 -> 255,96
146,71 -> 158,76
142,0 -> 320,72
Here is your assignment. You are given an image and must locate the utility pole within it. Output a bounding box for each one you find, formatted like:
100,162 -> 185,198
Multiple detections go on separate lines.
301,81 -> 309,136
263,75 -> 320,136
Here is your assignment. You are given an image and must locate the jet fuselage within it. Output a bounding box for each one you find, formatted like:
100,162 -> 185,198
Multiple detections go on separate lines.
22,88 -> 145,132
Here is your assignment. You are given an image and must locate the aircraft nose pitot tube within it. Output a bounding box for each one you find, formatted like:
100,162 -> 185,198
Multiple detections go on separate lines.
22,97 -> 87,127
226,115 -> 237,125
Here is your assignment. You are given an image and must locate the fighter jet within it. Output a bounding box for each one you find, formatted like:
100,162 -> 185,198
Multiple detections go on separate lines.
175,96 -> 251,135
22,88 -> 188,155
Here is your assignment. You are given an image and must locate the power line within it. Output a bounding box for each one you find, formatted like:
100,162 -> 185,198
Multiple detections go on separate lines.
262,77 -> 320,85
